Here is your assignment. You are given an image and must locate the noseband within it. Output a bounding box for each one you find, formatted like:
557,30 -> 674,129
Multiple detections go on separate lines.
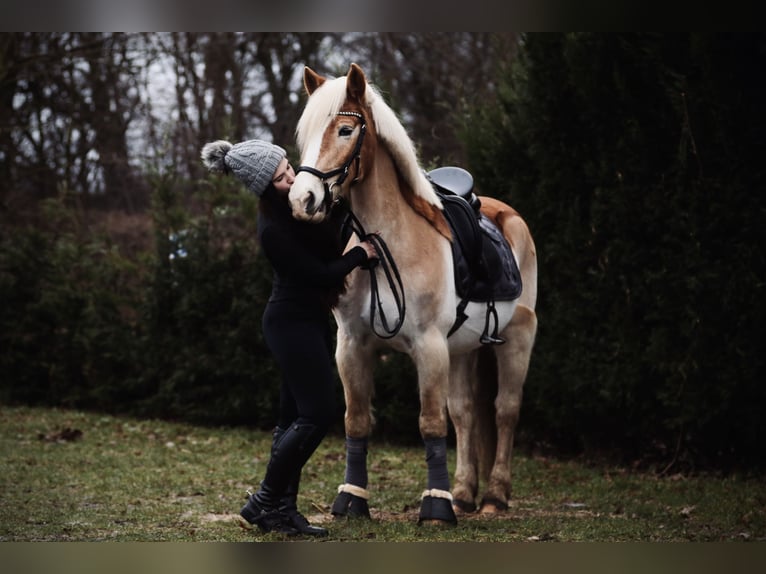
296,111 -> 366,208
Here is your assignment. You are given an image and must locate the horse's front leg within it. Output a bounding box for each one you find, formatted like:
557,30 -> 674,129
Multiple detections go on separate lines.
414,327 -> 458,525
330,329 -> 376,519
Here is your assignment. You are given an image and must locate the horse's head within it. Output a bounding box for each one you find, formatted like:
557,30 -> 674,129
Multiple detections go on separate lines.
289,63 -> 376,223
290,62 -> 447,239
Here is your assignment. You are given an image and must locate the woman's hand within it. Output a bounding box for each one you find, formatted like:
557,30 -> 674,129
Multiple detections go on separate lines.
359,240 -> 378,260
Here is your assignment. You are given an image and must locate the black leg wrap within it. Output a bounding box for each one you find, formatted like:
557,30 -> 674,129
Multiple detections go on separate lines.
418,495 -> 458,525
331,491 -> 371,519
452,498 -> 477,513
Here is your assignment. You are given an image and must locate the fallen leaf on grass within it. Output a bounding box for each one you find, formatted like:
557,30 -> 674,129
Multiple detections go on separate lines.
38,428 -> 83,443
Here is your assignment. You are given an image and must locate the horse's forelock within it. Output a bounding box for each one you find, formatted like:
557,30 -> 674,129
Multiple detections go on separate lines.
296,75 -> 346,154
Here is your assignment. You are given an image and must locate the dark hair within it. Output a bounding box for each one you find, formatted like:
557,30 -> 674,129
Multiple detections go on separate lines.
256,183 -> 282,220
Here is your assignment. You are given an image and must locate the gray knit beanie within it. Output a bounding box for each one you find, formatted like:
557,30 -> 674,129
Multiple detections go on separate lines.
200,139 -> 286,196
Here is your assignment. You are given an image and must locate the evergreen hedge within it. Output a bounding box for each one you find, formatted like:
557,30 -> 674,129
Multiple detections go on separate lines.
0,179 -> 284,429
463,33 -> 766,470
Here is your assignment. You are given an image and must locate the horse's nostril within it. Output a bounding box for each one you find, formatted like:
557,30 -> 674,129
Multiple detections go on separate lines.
305,194 -> 316,215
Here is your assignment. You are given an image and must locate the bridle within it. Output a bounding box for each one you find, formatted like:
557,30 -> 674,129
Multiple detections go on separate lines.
295,111 -> 367,210
295,110 -> 405,339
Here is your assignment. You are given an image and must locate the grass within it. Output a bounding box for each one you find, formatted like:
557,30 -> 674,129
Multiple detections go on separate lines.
1,404 -> 765,542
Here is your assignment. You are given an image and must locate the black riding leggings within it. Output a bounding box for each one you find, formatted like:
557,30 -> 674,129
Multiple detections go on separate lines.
262,300 -> 338,433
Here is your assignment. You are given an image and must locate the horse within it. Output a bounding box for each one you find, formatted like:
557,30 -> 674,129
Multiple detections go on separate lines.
288,63 -> 538,525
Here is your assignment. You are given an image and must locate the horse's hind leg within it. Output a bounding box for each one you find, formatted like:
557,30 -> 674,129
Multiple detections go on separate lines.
480,303 -> 537,514
331,330 -> 376,519
447,351 -> 480,513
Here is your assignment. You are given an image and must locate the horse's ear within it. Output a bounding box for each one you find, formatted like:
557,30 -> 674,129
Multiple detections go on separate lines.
304,66 -> 325,95
346,63 -> 367,104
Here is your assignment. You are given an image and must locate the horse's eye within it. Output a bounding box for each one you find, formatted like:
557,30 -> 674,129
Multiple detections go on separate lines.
339,125 -> 354,137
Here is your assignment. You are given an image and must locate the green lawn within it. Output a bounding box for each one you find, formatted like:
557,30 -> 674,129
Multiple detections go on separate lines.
1,404 -> 764,542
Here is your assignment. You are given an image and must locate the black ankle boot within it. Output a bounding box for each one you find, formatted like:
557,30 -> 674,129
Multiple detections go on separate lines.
281,504 -> 329,536
240,484 -> 298,535
280,474 -> 328,537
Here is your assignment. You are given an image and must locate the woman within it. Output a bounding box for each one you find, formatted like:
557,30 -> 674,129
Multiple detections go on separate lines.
201,139 -> 377,536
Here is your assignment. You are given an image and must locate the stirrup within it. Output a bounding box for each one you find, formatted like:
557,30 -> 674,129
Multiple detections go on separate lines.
480,300 -> 505,345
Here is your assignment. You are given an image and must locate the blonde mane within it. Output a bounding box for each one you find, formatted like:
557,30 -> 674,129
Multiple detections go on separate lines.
295,73 -> 443,211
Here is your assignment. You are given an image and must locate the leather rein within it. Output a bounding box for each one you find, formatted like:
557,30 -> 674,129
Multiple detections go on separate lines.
341,207 -> 406,339
295,111 -> 406,339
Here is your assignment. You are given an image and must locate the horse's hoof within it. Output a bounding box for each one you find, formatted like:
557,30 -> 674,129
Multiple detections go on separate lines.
479,496 -> 509,514
418,491 -> 457,525
331,490 -> 371,519
452,498 -> 477,514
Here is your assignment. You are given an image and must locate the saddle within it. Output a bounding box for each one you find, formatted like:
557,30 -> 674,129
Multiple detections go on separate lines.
427,167 -> 522,344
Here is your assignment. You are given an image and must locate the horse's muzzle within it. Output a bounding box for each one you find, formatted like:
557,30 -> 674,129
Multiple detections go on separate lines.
289,189 -> 326,223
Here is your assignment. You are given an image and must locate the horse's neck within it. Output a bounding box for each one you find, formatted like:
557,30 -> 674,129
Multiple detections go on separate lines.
351,151 -> 417,235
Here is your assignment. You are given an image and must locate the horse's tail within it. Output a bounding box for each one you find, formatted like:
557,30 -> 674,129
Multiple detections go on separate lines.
473,345 -> 498,485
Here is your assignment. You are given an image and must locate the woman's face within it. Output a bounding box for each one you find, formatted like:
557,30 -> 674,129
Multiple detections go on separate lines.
271,157 -> 295,194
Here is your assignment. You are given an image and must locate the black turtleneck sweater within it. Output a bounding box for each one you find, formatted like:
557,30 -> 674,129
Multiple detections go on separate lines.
256,193 -> 367,430
257,200 -> 366,313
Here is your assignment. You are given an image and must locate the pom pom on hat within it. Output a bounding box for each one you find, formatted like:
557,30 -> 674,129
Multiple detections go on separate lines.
201,139 -> 286,196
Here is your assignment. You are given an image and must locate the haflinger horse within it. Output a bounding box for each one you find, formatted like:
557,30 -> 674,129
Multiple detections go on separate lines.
288,63 -> 537,525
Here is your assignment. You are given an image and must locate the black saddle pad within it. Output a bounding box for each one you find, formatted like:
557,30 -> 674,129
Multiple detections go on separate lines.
439,192 -> 522,302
